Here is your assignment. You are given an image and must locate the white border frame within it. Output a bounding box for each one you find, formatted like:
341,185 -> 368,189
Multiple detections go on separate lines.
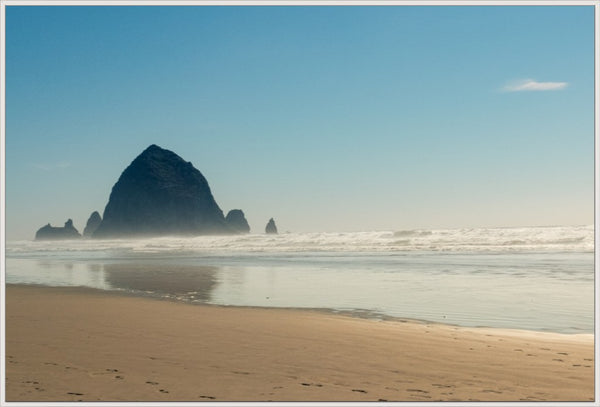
0,1 -> 598,406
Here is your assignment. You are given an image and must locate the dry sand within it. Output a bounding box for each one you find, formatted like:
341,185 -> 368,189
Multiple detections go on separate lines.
4,284 -> 595,402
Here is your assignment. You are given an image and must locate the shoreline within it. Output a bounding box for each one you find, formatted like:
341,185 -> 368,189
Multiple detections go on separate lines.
6,282 -> 594,337
5,284 -> 595,402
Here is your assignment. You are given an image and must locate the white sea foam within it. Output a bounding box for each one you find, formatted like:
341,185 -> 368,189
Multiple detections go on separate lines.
6,225 -> 594,256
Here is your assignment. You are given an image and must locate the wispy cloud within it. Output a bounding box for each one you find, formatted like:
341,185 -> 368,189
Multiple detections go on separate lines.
32,161 -> 72,171
502,79 -> 568,92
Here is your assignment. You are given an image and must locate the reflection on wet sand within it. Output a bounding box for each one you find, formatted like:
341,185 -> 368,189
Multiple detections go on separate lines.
37,261 -> 74,271
87,263 -> 102,273
104,263 -> 218,301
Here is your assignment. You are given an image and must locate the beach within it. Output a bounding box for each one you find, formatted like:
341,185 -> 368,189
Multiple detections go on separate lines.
5,284 -> 594,402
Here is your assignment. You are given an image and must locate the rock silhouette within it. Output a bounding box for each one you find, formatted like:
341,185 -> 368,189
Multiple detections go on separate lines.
225,209 -> 250,233
83,211 -> 102,237
35,219 -> 82,240
93,144 -> 233,237
265,218 -> 278,234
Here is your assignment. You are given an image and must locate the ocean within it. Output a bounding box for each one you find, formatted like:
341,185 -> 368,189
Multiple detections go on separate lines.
5,225 -> 594,334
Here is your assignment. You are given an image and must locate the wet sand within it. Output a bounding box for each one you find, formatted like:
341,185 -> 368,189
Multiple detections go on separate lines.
5,284 -> 594,402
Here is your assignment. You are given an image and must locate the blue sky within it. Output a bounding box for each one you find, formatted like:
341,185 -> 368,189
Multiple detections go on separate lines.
4,5 -> 595,239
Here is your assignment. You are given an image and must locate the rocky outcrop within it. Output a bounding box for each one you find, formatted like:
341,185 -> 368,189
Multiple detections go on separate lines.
265,218 -> 278,234
35,219 -> 82,240
225,209 -> 250,233
83,211 -> 102,237
93,144 -> 234,238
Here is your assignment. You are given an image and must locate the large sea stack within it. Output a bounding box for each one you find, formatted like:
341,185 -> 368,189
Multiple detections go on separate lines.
35,219 -> 82,240
93,144 -> 232,238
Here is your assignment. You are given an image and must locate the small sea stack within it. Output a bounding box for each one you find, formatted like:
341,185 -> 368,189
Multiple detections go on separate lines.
83,211 -> 102,237
265,218 -> 278,234
225,209 -> 250,233
35,219 -> 82,240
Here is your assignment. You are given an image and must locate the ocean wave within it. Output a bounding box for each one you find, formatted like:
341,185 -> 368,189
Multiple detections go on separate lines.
393,230 -> 433,237
5,225 -> 593,256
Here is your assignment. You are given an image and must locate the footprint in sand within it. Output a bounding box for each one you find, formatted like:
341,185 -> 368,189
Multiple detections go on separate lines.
159,389 -> 169,393
407,389 -> 429,394
146,381 -> 159,385
199,395 -> 216,399
67,392 -> 84,396
557,352 -> 568,355
115,375 -> 124,380
352,389 -> 368,393
106,369 -> 119,372
301,383 -> 323,387
552,359 -> 564,362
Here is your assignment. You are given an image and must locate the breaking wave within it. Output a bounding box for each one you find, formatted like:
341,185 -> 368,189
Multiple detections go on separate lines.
6,225 -> 594,257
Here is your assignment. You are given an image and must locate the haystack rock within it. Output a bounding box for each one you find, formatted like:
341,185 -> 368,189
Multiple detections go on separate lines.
93,144 -> 234,238
225,209 -> 250,233
83,211 -> 102,237
265,218 -> 278,234
35,219 -> 82,240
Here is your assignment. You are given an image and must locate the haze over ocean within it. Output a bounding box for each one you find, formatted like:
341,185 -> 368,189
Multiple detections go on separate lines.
4,5 -> 594,240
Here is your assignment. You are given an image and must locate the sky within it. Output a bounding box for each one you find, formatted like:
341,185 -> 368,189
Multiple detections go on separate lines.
4,4 -> 595,240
